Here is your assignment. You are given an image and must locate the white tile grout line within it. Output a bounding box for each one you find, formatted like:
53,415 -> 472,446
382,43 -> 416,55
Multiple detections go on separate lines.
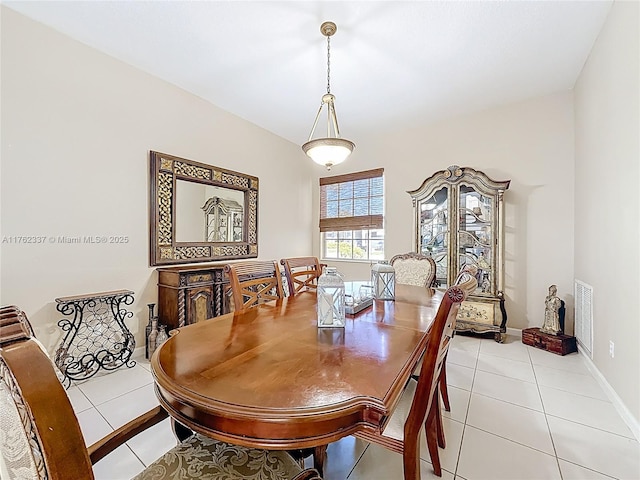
450,338 -> 478,479
527,339 -> 565,479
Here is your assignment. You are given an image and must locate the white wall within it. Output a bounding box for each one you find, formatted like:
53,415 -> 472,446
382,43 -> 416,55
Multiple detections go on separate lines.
574,0 -> 639,425
316,92 -> 576,332
0,7 -> 313,352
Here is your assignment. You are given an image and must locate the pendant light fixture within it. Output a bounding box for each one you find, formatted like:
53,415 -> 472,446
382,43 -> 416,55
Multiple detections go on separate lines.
302,21 -> 355,171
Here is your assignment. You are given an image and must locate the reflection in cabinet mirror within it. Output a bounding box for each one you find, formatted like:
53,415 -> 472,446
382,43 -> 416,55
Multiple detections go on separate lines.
175,180 -> 245,243
409,166 -> 510,342
203,196 -> 243,242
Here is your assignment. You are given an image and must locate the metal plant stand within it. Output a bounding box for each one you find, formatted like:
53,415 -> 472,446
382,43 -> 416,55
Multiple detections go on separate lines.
55,289 -> 136,383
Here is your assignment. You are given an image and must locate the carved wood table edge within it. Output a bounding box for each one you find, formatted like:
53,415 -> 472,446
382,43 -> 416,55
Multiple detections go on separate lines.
151,285 -> 442,451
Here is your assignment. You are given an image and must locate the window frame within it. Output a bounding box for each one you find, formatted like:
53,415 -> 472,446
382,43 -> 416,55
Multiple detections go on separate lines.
319,168 -> 385,261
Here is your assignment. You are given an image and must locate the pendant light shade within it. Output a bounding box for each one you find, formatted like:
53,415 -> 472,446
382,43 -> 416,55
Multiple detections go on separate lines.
302,137 -> 355,168
302,22 -> 355,171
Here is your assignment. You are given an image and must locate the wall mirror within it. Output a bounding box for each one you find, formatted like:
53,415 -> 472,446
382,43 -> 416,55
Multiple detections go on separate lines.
149,151 -> 258,266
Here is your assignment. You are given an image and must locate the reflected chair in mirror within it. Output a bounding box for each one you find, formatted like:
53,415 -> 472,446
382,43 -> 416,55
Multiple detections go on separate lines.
225,261 -> 286,311
354,281 -> 475,478
0,309 -> 323,480
280,257 -> 323,296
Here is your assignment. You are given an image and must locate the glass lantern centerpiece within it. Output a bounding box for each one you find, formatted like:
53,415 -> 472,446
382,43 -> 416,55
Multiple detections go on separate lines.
317,267 -> 346,328
371,261 -> 395,300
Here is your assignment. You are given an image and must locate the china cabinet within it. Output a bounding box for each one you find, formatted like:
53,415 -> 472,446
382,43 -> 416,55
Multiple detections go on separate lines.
409,165 -> 510,342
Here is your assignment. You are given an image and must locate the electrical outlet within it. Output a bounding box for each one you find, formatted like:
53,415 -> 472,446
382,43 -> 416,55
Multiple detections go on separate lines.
609,341 -> 615,358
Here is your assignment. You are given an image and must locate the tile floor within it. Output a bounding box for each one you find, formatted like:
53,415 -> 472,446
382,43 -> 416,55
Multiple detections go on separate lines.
67,334 -> 640,480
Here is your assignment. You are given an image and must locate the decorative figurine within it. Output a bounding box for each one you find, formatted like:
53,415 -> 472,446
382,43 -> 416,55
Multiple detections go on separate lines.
540,284 -> 564,335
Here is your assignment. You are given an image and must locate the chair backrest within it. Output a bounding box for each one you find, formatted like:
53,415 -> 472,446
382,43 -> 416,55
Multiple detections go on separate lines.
403,280 -> 476,464
225,261 -> 285,311
0,305 -> 35,338
280,257 -> 322,296
1,312 -> 94,480
390,252 -> 437,288
454,264 -> 479,296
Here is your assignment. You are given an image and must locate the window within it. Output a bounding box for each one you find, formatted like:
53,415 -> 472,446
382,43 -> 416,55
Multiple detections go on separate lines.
320,168 -> 384,260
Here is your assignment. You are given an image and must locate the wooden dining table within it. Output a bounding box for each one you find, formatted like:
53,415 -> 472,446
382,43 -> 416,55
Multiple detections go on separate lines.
151,283 -> 443,469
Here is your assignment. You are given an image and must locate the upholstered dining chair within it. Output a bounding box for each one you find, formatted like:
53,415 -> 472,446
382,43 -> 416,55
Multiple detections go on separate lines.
225,260 -> 285,311
280,256 -> 323,296
354,280 -> 476,479
391,252 -> 452,413
390,252 -> 437,288
0,309 -> 322,480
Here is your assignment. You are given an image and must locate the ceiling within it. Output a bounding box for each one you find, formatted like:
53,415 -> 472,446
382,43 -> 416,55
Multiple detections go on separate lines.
4,1 -> 613,145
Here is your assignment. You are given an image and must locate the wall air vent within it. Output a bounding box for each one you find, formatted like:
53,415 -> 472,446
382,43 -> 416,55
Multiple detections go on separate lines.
574,280 -> 593,358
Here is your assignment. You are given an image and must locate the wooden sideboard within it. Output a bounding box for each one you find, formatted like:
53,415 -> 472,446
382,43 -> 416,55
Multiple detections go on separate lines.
157,264 -> 233,330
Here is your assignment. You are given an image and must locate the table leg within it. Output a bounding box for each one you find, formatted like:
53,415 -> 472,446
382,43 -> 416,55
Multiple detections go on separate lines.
313,444 -> 327,476
171,418 -> 193,442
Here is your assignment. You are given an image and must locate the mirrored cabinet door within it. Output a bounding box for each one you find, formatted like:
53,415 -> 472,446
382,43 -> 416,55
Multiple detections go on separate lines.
457,184 -> 494,296
418,185 -> 450,287
409,166 -> 510,342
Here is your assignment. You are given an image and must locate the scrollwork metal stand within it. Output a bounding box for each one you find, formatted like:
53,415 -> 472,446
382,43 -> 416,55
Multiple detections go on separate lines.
54,289 -> 136,384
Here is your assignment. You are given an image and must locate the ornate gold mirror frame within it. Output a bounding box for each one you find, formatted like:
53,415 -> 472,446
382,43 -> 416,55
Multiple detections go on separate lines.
149,151 -> 258,266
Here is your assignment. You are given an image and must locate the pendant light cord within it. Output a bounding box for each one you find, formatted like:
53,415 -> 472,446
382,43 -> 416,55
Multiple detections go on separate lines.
326,35 -> 331,94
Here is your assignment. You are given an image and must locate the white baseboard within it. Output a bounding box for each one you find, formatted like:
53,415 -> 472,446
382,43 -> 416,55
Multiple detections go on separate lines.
132,345 -> 146,359
506,327 -> 521,337
579,349 -> 640,442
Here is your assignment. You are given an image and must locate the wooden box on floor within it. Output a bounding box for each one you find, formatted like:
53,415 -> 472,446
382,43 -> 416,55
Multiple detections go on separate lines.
522,327 -> 578,356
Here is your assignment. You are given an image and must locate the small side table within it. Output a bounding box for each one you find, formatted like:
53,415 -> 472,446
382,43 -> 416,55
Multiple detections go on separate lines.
55,289 -> 136,384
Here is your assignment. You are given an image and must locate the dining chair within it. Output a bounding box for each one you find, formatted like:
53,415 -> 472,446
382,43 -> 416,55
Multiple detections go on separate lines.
355,281 -> 476,479
390,252 -> 453,414
0,309 -> 322,480
432,265 -> 480,412
280,256 -> 323,296
222,263 -> 325,471
225,260 -> 285,311
390,252 -> 437,288
454,263 -> 479,288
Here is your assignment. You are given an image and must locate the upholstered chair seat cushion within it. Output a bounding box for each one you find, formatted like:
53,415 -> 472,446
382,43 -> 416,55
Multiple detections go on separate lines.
134,433 -> 304,480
